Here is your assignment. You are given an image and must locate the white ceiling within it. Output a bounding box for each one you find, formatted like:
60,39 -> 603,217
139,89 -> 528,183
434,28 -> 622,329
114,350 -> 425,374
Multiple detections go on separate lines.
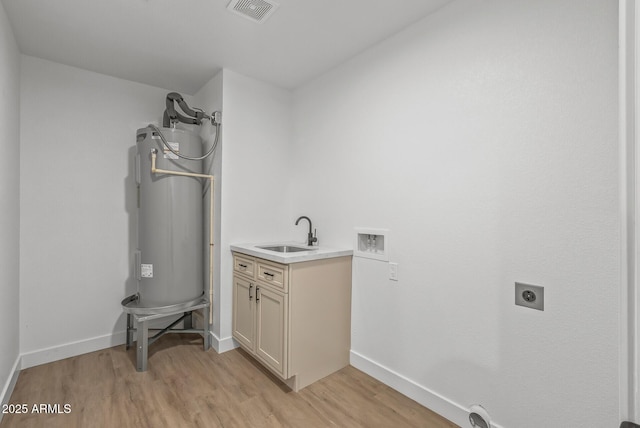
2,0 -> 451,94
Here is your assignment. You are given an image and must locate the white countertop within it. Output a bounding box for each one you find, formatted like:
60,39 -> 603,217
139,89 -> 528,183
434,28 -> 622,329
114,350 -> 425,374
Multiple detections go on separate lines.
230,242 -> 353,264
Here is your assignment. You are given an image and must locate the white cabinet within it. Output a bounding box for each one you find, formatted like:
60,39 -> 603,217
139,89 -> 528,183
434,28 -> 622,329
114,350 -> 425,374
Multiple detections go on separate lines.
232,275 -> 255,350
232,256 -> 288,378
231,252 -> 352,391
255,285 -> 287,375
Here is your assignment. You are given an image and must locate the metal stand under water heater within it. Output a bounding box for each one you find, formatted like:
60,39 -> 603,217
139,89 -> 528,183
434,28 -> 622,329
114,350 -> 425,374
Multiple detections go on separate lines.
121,92 -> 221,371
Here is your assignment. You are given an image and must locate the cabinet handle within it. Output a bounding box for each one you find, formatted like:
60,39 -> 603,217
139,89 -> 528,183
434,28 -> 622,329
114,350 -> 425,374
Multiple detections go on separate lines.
256,286 -> 260,302
249,284 -> 253,301
264,272 -> 274,280
239,263 -> 247,270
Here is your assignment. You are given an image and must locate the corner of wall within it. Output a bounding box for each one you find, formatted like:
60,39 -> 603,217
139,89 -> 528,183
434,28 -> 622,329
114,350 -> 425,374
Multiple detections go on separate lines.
209,332 -> 238,354
0,0 -> 21,414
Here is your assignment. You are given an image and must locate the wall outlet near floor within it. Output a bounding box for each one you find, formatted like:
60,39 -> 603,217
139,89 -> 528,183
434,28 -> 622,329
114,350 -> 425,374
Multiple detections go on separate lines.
515,282 -> 544,311
389,262 -> 398,281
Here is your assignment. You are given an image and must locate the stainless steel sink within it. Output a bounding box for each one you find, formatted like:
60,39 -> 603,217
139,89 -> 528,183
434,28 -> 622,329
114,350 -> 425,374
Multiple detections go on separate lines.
257,245 -> 312,253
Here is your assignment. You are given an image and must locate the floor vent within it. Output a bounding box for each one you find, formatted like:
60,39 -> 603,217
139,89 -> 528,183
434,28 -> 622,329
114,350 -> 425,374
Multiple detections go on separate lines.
226,0 -> 280,23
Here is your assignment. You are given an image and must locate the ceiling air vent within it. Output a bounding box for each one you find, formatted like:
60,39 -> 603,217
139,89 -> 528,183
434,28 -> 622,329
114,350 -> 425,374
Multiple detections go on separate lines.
226,0 -> 280,23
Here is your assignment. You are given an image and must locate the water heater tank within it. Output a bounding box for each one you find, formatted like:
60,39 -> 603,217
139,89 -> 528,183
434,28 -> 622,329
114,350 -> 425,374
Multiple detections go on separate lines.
135,126 -> 204,308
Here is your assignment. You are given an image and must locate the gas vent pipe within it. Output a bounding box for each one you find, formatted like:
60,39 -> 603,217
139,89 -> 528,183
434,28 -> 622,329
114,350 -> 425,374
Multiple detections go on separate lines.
150,148 -> 215,324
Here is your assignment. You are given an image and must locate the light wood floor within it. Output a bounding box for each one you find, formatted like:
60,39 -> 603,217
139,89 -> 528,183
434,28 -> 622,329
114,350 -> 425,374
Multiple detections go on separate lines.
1,335 -> 458,428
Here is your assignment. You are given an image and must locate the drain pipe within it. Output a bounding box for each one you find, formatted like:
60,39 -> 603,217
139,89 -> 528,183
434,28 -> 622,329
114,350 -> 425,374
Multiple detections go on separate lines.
150,148 -> 215,326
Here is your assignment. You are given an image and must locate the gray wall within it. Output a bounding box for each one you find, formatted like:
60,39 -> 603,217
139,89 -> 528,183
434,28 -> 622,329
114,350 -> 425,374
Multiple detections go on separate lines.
3,0 -> 626,426
19,56 -> 185,365
0,0 -> 21,407
291,0 -> 619,426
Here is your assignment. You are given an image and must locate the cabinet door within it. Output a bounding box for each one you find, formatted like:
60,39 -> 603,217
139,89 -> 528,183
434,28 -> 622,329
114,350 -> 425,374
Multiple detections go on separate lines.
256,286 -> 287,377
232,275 -> 255,350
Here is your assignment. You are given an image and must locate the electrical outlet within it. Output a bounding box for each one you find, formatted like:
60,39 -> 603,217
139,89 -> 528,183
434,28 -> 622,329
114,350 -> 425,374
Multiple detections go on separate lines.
515,282 -> 544,311
389,262 -> 398,281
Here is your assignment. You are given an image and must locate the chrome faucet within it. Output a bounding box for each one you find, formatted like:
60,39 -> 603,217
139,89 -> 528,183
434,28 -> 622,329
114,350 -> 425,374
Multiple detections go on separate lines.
295,216 -> 318,246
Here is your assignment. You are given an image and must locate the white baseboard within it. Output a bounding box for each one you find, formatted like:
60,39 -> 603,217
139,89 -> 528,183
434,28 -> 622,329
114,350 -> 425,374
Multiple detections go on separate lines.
21,331 -> 126,370
210,332 -> 237,353
1,355 -> 21,405
20,329 -> 237,369
0,354 -> 22,423
350,350 -> 504,428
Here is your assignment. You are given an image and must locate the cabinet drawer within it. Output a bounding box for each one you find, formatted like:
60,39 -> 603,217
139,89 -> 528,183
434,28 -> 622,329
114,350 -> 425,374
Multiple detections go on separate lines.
257,261 -> 288,292
234,254 -> 256,278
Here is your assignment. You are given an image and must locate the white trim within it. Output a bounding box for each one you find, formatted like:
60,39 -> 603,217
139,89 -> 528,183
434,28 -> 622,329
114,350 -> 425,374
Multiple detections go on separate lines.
19,330 -> 236,370
620,0 -> 639,422
210,332 -> 238,354
1,355 -> 21,405
350,350 -> 505,428
632,1 -> 640,418
20,331 -> 126,369
0,354 -> 22,424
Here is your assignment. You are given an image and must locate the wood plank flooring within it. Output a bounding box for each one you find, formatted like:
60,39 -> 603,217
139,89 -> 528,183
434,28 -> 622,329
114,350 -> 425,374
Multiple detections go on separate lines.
1,335 -> 458,428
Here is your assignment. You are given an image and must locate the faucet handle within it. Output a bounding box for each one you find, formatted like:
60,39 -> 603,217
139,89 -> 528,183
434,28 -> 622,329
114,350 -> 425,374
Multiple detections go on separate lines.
311,229 -> 318,245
